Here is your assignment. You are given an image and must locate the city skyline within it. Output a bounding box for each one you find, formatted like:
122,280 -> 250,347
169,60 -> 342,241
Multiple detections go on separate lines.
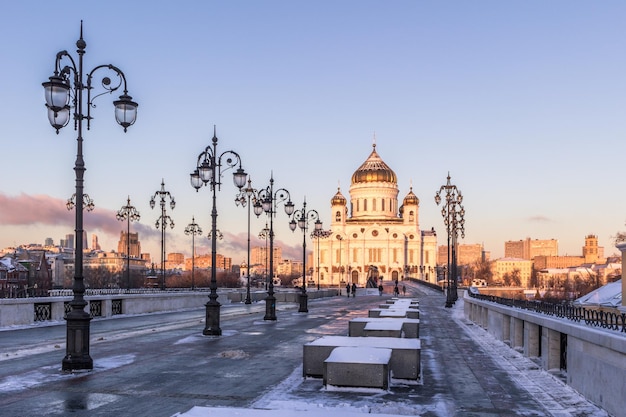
1,2 -> 626,264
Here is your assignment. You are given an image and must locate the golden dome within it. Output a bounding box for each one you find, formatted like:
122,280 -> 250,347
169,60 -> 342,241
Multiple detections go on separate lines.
331,187 -> 347,205
351,144 -> 397,184
403,187 -> 419,206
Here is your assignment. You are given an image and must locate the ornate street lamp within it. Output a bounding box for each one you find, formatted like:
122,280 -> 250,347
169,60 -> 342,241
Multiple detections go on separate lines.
289,198 -> 323,313
43,22 -> 138,372
311,228 -> 332,290
435,172 -> 465,308
235,178 -> 259,305
150,180 -> 175,291
116,196 -> 140,290
258,223 -> 270,290
253,175 -> 294,321
190,127 -> 246,336
184,217 -> 203,290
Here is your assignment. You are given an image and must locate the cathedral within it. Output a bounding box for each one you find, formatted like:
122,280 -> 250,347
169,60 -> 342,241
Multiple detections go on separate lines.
313,143 -> 437,288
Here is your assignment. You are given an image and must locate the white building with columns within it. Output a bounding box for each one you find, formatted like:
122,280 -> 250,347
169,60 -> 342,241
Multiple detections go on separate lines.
313,143 -> 437,289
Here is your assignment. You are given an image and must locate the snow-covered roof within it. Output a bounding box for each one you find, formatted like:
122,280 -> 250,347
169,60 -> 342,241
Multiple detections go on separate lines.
573,280 -> 622,308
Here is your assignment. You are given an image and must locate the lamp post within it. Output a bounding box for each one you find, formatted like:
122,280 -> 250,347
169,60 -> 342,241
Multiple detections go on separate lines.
253,175 -> 294,321
337,235 -> 343,293
116,196 -> 140,290
43,22 -> 138,372
289,198 -> 323,313
435,173 -> 465,308
311,228 -> 332,290
184,217 -> 202,290
258,223 -> 270,290
150,180 -> 175,291
190,127 -> 247,335
235,178 -> 259,305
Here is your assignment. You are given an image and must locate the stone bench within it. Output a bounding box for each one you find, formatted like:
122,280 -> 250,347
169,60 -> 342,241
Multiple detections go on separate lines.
369,308 -> 419,319
303,335 -> 421,380
349,317 -> 419,338
323,346 -> 392,390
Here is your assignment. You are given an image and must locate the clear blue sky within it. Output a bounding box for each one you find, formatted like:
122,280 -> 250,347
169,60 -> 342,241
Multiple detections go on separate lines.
1,1 -> 625,263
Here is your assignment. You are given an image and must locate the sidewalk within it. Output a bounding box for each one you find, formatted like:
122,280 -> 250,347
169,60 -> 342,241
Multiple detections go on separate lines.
0,283 -> 610,417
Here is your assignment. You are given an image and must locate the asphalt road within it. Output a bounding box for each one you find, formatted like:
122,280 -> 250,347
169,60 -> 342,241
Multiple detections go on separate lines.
0,284 -> 609,417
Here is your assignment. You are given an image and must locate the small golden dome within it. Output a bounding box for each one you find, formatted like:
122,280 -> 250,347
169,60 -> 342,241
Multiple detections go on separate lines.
331,188 -> 347,205
403,187 -> 419,206
351,144 -> 397,184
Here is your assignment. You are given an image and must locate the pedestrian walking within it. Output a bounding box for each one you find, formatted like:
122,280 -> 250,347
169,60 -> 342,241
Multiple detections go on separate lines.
393,285 -> 399,296
346,283 -> 350,297
351,283 -> 356,297
402,284 -> 406,295
378,284 -> 383,296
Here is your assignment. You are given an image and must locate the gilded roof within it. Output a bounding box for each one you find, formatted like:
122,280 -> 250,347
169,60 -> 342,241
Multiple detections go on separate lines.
331,187 -> 347,205
351,144 -> 397,185
403,187 -> 419,205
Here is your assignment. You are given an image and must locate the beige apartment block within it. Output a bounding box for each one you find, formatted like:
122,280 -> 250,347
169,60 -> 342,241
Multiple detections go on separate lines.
492,257 -> 532,287
437,243 -> 484,266
504,237 -> 558,260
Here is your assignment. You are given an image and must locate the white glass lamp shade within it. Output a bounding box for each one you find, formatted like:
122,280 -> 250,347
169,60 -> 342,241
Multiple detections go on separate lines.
114,94 -> 138,132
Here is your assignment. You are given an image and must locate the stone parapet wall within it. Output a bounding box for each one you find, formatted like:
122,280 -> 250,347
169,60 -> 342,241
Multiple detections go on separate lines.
464,291 -> 625,417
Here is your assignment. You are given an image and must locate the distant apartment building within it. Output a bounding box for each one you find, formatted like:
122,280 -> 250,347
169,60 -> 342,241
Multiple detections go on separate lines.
533,235 -> 605,270
83,251 -> 145,273
492,257 -> 533,287
504,238 -> 558,260
251,246 -> 282,273
186,254 -> 233,271
437,243 -> 484,266
276,259 -> 303,278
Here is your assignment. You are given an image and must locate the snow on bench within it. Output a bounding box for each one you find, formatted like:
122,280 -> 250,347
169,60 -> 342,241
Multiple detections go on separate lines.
303,335 -> 421,380
324,346 -> 392,390
349,317 -> 420,338
369,308 -> 419,319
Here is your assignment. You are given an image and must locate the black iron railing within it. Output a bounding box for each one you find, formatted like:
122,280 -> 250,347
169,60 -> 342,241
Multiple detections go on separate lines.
468,291 -> 626,334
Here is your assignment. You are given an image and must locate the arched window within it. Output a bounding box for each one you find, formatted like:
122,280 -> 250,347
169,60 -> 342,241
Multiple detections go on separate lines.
335,210 -> 341,222
373,198 -> 377,211
409,210 -> 414,222
364,199 -> 368,211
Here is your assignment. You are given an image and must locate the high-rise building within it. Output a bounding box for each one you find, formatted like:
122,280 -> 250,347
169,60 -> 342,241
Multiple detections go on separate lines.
117,232 -> 141,258
251,246 -> 282,272
92,234 -> 101,251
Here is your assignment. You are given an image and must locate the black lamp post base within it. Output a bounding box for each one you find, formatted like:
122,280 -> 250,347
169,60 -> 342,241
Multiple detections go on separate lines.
298,292 -> 308,313
264,295 -> 277,321
203,301 -> 222,336
62,313 -> 93,372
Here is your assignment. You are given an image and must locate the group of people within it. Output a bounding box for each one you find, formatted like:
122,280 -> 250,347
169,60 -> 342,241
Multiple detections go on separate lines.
346,281 -> 407,297
345,282 -> 357,297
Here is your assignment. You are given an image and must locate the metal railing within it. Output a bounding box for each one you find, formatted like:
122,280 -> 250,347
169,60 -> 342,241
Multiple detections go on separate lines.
468,291 -> 626,334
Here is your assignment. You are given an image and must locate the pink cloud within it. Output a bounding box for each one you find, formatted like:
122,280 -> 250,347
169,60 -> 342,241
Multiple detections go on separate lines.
0,193 -> 159,239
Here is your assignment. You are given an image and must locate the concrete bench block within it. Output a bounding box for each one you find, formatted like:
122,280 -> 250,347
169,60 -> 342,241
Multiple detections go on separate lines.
363,321 -> 403,338
349,317 -> 420,338
323,346 -> 392,389
303,336 -> 421,380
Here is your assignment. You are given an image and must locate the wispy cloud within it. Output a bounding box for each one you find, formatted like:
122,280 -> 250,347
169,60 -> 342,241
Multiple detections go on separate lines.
527,215 -> 553,223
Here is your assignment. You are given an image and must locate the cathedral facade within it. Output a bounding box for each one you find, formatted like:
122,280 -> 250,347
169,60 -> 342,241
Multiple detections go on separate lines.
313,144 -> 437,289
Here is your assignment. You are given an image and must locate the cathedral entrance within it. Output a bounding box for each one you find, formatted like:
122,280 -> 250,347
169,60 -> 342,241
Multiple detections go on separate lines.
351,269 -> 358,284
391,270 -> 399,282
